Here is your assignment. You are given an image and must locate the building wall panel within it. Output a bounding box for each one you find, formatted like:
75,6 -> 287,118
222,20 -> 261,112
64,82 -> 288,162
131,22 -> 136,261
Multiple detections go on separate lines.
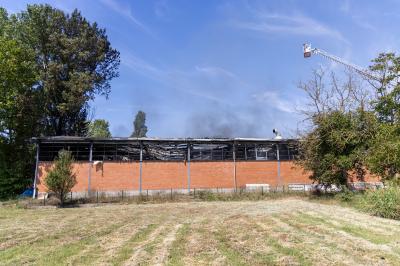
190,161 -> 234,188
280,161 -> 311,184
39,161 -> 379,193
142,162 -> 187,190
91,162 -> 140,191
236,161 -> 278,187
37,162 -> 89,192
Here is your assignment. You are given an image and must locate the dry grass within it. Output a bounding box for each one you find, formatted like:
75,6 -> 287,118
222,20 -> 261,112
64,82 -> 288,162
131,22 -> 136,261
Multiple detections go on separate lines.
1,198 -> 400,265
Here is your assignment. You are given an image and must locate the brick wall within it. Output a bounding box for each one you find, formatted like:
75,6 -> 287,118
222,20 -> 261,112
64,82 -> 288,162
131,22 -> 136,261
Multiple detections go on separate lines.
280,161 -> 312,184
142,161 -> 187,190
37,162 -> 89,192
236,161 -> 278,186
191,161 -> 235,188
37,160 -> 316,193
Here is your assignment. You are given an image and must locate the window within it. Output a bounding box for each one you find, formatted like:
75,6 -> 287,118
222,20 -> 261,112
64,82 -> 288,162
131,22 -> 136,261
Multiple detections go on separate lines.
190,143 -> 233,161
38,140 -> 299,162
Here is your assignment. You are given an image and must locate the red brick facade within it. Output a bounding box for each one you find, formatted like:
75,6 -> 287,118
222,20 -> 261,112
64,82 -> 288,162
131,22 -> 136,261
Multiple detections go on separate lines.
37,160 -> 314,193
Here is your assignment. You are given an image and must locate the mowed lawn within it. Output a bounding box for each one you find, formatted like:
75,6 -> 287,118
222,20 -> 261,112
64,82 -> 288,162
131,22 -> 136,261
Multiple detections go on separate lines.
1,199 -> 400,265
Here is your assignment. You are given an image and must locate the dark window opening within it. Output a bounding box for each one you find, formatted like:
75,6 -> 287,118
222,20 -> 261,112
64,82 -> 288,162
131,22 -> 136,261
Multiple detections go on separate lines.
190,143 -> 233,161
142,142 -> 187,161
38,141 -> 299,162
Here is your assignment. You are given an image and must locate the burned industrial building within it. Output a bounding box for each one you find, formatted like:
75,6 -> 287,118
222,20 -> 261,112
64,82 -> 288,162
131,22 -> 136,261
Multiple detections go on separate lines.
32,137 -> 309,196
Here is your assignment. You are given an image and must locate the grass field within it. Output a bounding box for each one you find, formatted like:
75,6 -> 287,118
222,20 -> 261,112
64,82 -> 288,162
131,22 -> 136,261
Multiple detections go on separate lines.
1,198 -> 400,265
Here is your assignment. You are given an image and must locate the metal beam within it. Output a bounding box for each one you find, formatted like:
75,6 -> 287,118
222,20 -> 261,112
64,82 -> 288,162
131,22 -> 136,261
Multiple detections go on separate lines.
88,142 -> 93,194
277,144 -> 281,187
139,142 -> 143,193
32,143 -> 40,199
187,143 -> 191,193
233,141 -> 237,191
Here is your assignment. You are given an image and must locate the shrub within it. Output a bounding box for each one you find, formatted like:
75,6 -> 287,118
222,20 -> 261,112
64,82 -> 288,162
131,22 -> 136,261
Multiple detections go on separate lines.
360,184 -> 400,220
44,150 -> 77,206
335,187 -> 354,202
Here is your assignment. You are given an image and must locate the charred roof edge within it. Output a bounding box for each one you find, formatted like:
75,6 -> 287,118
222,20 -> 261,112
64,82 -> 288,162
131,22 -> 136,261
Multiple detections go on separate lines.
31,136 -> 300,144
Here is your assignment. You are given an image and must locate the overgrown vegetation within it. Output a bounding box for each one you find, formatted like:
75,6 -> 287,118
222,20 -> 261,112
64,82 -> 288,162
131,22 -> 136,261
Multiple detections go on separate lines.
317,184 -> 400,220
298,53 -> 400,186
44,150 -> 77,206
296,57 -> 400,219
298,110 -> 377,185
366,124 -> 400,182
0,5 -> 120,198
360,185 -> 400,220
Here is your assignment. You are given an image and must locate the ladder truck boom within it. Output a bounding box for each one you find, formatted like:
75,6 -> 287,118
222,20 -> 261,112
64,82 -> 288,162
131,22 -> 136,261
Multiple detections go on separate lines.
303,43 -> 380,81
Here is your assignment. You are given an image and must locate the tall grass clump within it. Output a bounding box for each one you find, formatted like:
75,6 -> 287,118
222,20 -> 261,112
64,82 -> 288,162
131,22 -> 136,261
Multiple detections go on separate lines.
361,184 -> 400,220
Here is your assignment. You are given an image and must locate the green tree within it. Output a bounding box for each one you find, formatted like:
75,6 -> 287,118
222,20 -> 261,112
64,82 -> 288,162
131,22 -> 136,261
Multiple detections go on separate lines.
366,124 -> 400,182
365,53 -> 400,183
298,110 -> 377,185
44,150 -> 77,206
297,68 -> 377,186
87,119 -> 112,138
13,4 -> 120,136
131,111 -> 148,137
0,5 -> 120,198
369,53 -> 400,124
0,11 -> 40,198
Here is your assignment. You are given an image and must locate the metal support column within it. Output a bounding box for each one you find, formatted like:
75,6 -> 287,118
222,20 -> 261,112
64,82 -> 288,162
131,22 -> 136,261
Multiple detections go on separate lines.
32,143 -> 40,199
277,144 -> 281,187
187,143 -> 191,193
139,142 -> 143,193
233,141 -> 237,191
88,142 -> 93,194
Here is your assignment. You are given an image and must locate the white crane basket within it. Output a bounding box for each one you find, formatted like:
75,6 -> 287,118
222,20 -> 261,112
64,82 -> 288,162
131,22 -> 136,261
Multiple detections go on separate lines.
303,43 -> 312,58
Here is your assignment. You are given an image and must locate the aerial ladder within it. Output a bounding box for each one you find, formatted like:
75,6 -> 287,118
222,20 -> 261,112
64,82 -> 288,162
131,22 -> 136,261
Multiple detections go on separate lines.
303,43 -> 380,81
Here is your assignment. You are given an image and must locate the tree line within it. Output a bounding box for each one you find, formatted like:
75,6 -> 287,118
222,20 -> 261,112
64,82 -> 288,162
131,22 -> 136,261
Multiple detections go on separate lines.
0,4 -> 146,199
0,4 -> 150,199
87,110 -> 148,138
297,53 -> 400,186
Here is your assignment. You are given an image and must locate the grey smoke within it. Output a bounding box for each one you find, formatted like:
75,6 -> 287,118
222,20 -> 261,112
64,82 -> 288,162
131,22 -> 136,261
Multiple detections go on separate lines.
185,102 -> 302,139
112,124 -> 130,137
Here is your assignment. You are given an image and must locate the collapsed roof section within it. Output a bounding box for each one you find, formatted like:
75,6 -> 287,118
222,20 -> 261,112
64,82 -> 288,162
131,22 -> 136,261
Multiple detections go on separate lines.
32,137 -> 300,162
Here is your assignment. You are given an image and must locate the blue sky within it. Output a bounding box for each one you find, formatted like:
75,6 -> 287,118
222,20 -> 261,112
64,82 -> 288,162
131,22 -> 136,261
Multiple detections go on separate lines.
1,0 -> 400,138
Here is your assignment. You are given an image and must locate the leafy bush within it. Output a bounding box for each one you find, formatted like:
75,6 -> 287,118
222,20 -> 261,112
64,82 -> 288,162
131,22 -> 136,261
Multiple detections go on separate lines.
44,150 -> 76,206
366,124 -> 400,181
335,187 -> 355,202
297,110 -> 377,186
360,185 -> 400,220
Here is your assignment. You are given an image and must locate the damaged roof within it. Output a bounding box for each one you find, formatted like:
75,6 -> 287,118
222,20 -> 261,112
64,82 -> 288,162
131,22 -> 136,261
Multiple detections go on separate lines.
31,136 -> 300,144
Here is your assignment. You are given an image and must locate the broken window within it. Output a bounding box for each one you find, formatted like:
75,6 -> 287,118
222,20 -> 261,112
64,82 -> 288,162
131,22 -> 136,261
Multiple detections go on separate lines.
142,142 -> 187,161
190,143 -> 233,161
37,140 -> 299,162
